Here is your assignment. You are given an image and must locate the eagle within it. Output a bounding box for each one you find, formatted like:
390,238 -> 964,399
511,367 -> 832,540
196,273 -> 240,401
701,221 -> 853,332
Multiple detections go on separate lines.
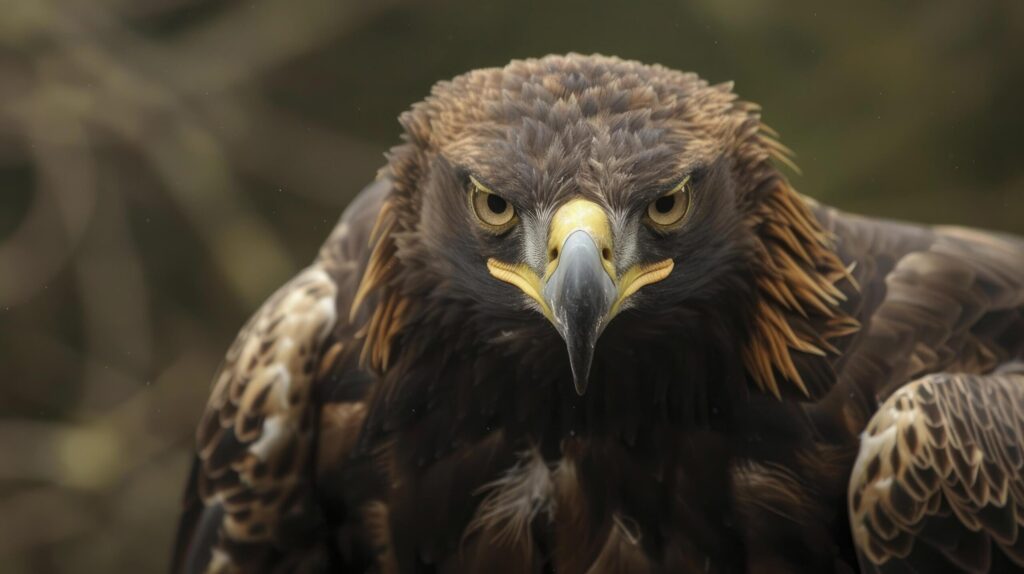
172,54 -> 1024,573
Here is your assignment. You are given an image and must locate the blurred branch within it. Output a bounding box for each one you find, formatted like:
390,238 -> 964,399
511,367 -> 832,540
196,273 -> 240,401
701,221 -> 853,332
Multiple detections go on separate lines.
129,0 -> 401,95
0,485 -> 99,557
74,186 -> 154,411
1,0 -> 402,306
0,349 -> 213,490
0,0 -> 406,568
209,97 -> 384,205
0,112 -> 96,306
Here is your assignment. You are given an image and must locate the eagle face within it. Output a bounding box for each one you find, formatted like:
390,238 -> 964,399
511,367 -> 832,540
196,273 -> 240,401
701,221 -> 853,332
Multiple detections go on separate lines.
397,55 -> 762,394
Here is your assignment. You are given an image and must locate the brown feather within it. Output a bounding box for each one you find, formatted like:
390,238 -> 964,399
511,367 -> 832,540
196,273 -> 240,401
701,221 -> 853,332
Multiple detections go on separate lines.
744,179 -> 859,399
850,371 -> 1024,570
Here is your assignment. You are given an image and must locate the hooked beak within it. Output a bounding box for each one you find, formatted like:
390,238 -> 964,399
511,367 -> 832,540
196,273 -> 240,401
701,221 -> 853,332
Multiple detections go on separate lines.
542,229 -> 617,393
487,199 -> 674,395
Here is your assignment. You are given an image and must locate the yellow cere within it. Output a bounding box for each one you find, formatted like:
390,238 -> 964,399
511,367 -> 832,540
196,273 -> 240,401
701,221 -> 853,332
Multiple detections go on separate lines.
546,199 -> 616,280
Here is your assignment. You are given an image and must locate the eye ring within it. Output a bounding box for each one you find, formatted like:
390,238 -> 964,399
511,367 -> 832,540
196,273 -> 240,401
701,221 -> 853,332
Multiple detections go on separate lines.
646,176 -> 692,228
469,175 -> 517,232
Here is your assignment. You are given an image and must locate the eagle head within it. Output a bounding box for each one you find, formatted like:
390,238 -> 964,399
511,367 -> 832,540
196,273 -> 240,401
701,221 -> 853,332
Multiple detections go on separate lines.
363,54 -> 847,399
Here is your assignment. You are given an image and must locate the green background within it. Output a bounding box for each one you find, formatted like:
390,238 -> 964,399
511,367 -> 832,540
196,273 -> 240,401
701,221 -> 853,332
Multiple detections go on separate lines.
1,0 -> 1021,571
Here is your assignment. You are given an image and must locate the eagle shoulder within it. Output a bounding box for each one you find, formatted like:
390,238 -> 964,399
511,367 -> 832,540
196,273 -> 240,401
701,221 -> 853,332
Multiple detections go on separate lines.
810,211 -> 1024,439
173,180 -> 390,574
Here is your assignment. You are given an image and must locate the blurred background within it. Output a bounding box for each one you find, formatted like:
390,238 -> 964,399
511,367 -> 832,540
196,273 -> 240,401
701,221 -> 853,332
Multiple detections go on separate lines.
0,0 -> 1021,571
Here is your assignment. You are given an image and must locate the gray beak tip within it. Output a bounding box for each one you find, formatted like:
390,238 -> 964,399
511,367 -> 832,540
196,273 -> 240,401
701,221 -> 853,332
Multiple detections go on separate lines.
568,339 -> 593,396
572,371 -> 590,396
544,230 -> 615,398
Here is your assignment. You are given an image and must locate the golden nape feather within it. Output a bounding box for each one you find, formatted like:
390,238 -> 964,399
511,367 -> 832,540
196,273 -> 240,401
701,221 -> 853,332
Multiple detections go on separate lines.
173,54 -> 1024,574
742,179 -> 860,399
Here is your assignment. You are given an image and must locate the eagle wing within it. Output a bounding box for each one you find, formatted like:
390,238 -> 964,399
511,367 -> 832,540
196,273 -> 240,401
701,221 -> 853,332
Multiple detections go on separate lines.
849,369 -> 1024,572
172,180 -> 389,574
818,214 -> 1024,572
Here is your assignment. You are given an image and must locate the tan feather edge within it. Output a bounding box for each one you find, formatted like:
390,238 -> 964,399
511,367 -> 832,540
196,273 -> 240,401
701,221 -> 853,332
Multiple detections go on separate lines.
349,199 -> 409,373
193,265 -> 338,572
463,446 -> 554,553
743,129 -> 859,399
363,500 -> 399,574
848,372 -> 1024,568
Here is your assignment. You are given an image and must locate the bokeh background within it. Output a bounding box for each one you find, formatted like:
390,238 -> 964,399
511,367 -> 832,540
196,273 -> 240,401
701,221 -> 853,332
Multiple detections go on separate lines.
1,0 -> 1022,571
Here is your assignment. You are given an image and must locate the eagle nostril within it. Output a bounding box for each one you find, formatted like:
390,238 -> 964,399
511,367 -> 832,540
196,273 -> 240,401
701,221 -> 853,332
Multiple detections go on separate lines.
601,247 -> 612,262
549,247 -> 559,262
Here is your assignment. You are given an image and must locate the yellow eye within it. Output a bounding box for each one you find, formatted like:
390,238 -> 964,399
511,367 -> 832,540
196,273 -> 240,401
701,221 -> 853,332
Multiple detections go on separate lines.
647,177 -> 692,228
469,176 -> 517,231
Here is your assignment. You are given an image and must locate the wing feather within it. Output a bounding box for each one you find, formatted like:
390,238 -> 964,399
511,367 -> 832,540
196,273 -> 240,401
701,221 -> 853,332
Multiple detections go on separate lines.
849,370 -> 1024,572
811,212 -> 1024,441
173,180 -> 390,573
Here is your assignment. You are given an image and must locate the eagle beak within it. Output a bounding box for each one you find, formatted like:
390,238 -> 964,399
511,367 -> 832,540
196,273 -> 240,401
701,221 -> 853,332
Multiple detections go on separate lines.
486,198 -> 674,396
543,229 -> 617,394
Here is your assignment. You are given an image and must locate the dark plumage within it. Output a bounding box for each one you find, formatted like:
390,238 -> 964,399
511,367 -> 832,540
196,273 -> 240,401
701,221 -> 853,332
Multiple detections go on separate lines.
172,54 -> 1024,573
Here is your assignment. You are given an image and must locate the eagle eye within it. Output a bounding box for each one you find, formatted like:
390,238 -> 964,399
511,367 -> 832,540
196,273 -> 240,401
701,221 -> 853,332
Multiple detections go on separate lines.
469,176 -> 517,232
646,176 -> 692,228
